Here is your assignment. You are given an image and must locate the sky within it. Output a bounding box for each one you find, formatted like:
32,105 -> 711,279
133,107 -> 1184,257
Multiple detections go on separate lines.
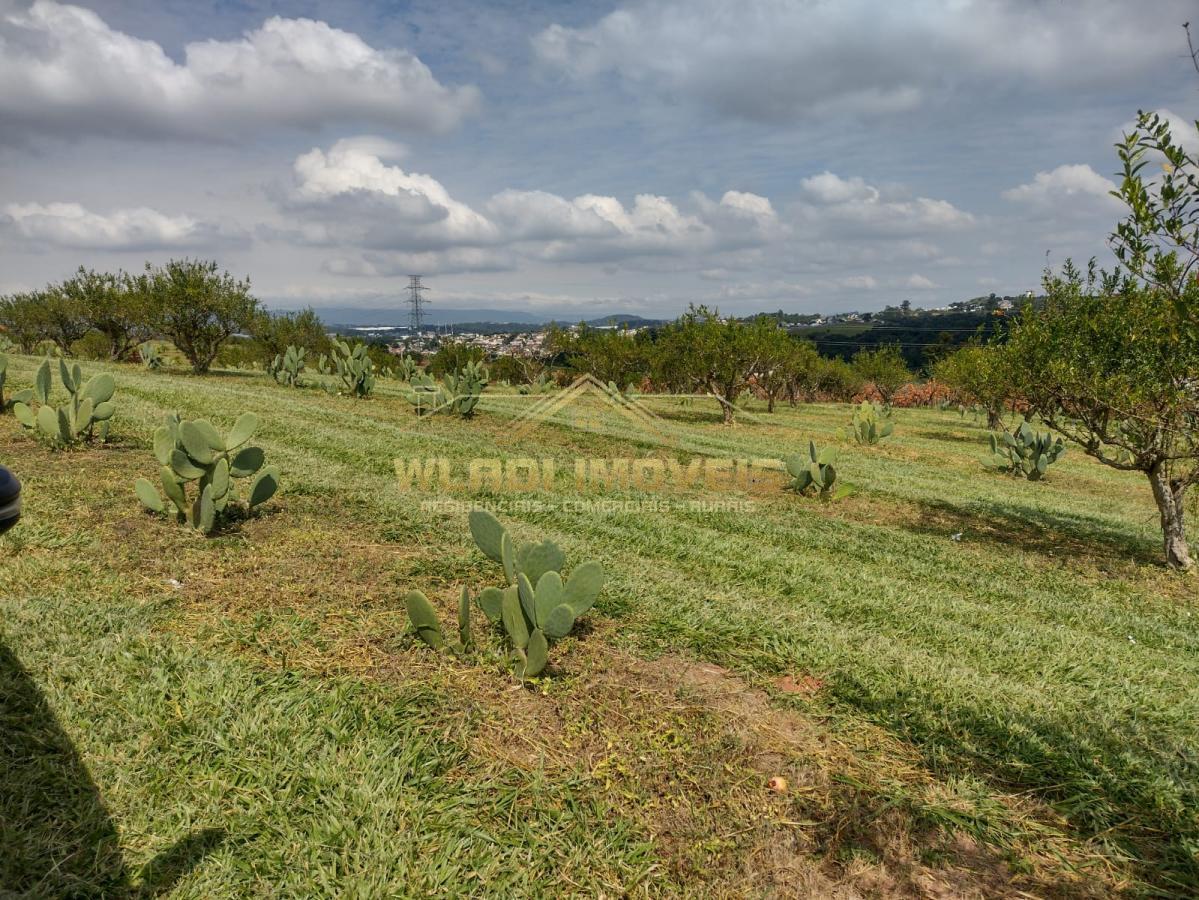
0,0 -> 1195,320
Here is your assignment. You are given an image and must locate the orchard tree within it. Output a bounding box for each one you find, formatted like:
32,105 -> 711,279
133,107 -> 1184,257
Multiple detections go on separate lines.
1003,111 -> 1199,570
932,343 -> 1010,429
654,306 -> 775,423
249,307 -> 332,365
36,286 -> 90,356
755,328 -> 817,413
554,324 -> 648,389
850,344 -> 910,407
147,259 -> 259,375
0,293 -> 48,353
61,267 -> 154,361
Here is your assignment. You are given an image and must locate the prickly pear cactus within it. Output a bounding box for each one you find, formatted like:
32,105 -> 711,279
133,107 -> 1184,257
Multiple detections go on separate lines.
466,509 -> 603,677
783,440 -> 853,500
983,419 -> 1065,481
322,340 -> 375,398
11,358 -> 117,446
134,411 -> 280,534
270,344 -> 307,387
140,343 -> 164,370
845,400 -> 894,445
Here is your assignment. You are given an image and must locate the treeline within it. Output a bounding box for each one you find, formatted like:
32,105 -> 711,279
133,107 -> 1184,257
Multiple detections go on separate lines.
549,305 -> 914,422
0,260 -> 333,374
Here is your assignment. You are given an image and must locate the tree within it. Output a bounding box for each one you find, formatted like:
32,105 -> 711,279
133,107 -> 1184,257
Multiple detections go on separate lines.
427,342 -> 485,378
1001,111 -> 1199,570
553,324 -> 648,388
61,267 -> 154,361
932,344 -> 1010,429
0,293 -> 48,353
850,344 -> 910,407
755,329 -> 817,413
35,286 -> 90,356
248,307 -> 331,365
146,260 -> 259,375
653,306 -> 773,423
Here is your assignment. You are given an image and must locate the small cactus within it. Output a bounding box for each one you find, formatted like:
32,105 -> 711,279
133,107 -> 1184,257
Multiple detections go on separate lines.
784,441 -> 853,500
11,359 -> 116,446
269,344 -> 307,387
134,411 -> 280,534
140,342 -> 164,370
983,419 -> 1065,481
845,400 -> 894,445
321,341 -> 375,397
406,511 -> 605,679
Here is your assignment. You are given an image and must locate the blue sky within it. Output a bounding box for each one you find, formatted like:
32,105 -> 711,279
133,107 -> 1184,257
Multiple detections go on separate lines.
1,0 -> 1194,318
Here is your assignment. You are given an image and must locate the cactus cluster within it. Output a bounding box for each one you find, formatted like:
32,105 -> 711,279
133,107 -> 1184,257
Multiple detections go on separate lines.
517,373 -> 554,395
846,400 -> 894,445
0,353 -> 29,414
784,441 -> 852,500
140,343 -> 164,370
134,411 -> 280,533
405,510 -> 605,679
12,359 -> 116,446
394,354 -> 418,381
983,420 -> 1065,481
318,340 -> 375,397
443,361 -> 488,416
404,363 -> 489,417
270,345 -> 307,387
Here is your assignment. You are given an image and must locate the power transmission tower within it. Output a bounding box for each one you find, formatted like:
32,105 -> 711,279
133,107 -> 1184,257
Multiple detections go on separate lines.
405,275 -> 430,334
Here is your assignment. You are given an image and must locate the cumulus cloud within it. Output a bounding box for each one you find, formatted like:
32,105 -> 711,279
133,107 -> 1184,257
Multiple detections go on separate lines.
1003,164 -> 1119,207
533,0 -> 1187,122
272,139 -> 785,264
2,201 -> 225,250
0,1 -> 479,140
905,273 -> 938,289
795,172 -> 974,237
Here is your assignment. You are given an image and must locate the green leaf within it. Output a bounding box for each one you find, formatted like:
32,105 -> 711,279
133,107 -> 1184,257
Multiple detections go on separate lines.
179,422 -> 215,464
543,603 -> 576,640
81,373 -> 115,405
134,478 -> 164,513
226,412 -> 258,449
501,585 -> 530,650
169,448 -> 206,480
533,571 -> 564,627
524,629 -> 548,677
468,508 -> 506,563
247,466 -> 280,508
562,561 -> 604,617
229,446 -> 265,478
477,587 -> 504,624
404,590 -> 445,650
153,426 -> 174,465
34,360 -> 50,404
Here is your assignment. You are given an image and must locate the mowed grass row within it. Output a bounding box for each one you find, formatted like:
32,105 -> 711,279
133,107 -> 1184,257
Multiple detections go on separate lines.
1,353 -> 1196,894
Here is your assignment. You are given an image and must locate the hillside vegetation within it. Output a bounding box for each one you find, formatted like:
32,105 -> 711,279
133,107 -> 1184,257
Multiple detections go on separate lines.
2,353 -> 1196,896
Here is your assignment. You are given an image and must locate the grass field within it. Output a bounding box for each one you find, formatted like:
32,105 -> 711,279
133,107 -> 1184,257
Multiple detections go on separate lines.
1,353 -> 1197,897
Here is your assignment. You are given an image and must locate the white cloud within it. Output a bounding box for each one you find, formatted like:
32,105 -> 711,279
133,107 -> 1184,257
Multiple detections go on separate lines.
795,172 -> 974,236
0,1 -> 479,140
1003,164 -> 1119,207
284,138 -> 498,249
905,273 -> 938,289
533,0 -> 1186,122
2,201 -> 223,250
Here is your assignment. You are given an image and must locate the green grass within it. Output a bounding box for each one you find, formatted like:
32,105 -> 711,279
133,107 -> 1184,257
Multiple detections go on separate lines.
2,354 -> 1196,896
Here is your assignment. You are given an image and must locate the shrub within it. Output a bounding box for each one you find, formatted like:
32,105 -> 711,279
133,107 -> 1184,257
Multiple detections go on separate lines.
845,400 -> 894,445
405,511 -> 605,679
12,359 -> 116,447
134,412 -> 279,534
784,441 -> 852,500
983,419 -> 1065,481
319,341 -> 375,398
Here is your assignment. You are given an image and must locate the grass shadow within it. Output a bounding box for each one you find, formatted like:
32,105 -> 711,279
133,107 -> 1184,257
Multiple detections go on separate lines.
0,639 -> 225,895
906,495 -> 1160,567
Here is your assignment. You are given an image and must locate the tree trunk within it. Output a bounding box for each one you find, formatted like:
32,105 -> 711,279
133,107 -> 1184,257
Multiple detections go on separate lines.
767,393 -> 776,413
986,406 -> 1002,430
1148,466 -> 1191,570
